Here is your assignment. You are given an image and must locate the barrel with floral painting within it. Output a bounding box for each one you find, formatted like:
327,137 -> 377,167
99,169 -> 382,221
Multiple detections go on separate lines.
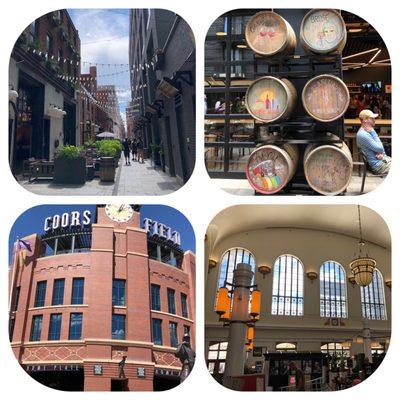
245,11 -> 296,56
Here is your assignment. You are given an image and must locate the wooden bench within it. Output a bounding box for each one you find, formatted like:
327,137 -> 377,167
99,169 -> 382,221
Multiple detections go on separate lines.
28,160 -> 54,182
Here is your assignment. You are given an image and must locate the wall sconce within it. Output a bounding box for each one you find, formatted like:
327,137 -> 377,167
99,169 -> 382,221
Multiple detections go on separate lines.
306,271 -> 318,282
257,265 -> 271,279
385,280 -> 391,290
209,259 -> 217,269
348,275 -> 356,287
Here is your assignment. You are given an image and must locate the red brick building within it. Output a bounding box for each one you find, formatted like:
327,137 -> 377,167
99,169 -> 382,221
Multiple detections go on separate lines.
9,205 -> 195,391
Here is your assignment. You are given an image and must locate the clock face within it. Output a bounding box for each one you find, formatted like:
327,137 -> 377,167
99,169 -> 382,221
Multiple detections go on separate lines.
105,204 -> 134,223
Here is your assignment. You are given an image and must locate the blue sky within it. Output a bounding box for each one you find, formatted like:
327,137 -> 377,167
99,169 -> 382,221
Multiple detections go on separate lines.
68,9 -> 131,126
9,205 -> 195,263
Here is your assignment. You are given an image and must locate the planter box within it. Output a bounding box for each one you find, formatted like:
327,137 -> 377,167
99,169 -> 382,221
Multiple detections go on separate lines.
99,157 -> 116,182
54,157 -> 86,184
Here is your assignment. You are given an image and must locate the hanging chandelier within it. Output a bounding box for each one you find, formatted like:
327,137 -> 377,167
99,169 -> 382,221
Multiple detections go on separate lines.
349,205 -> 376,287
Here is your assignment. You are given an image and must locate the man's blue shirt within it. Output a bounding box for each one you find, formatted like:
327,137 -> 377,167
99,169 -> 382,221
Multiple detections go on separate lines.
356,127 -> 385,170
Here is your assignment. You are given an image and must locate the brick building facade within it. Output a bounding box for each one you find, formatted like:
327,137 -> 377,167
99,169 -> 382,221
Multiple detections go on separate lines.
129,9 -> 195,184
9,205 -> 195,391
9,10 -> 81,174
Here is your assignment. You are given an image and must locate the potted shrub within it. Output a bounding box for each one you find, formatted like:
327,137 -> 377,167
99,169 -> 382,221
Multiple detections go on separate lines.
99,142 -> 117,182
54,145 -> 86,184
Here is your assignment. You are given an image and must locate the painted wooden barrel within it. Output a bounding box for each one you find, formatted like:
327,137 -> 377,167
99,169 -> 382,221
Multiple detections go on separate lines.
246,77 -> 297,123
304,135 -> 353,195
300,9 -> 347,54
246,143 -> 299,194
302,74 -> 350,122
245,11 -> 297,56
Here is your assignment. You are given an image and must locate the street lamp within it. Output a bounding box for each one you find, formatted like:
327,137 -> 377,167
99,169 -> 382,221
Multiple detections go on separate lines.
214,263 -> 261,389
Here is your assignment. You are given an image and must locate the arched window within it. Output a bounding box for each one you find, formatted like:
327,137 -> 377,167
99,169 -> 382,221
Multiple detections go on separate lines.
360,268 -> 387,320
218,248 -> 255,289
321,342 -> 350,357
271,255 -> 304,316
320,261 -> 348,318
207,341 -> 228,375
276,342 -> 297,352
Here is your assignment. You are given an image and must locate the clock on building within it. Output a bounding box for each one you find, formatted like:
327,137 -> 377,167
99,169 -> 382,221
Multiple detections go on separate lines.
105,204 -> 134,223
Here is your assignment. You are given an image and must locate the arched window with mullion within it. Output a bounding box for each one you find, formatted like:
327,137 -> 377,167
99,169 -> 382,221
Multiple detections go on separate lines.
360,268 -> 387,320
320,261 -> 348,318
218,248 -> 255,289
271,254 -> 304,316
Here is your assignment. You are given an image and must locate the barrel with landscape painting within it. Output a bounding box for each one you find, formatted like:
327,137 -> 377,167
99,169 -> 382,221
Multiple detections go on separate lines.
245,76 -> 297,123
300,9 -> 347,54
246,143 -> 299,194
245,11 -> 297,56
303,134 -> 353,195
302,74 -> 350,122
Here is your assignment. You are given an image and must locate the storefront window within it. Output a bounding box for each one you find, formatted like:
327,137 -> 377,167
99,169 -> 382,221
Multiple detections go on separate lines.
320,261 -> 348,318
360,268 -> 387,320
271,255 -> 304,316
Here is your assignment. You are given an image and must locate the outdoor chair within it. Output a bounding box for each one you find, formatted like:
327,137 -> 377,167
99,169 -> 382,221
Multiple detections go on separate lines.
28,160 -> 54,182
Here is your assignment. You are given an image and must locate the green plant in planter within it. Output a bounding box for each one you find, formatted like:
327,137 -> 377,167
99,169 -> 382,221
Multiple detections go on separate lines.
54,145 -> 86,184
84,139 -> 97,149
57,145 -> 84,159
99,142 -> 117,158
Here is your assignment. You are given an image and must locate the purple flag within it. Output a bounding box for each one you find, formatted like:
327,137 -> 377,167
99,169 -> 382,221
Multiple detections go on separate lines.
17,239 -> 32,252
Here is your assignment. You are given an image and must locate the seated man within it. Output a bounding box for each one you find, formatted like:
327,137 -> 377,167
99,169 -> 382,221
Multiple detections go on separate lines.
356,109 -> 391,175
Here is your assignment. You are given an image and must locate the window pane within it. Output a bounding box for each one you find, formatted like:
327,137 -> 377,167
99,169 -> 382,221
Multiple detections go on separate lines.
112,314 -> 126,340
151,285 -> 161,311
181,293 -> 188,318
112,279 -> 126,306
52,279 -> 65,306
34,281 -> 47,307
152,319 -> 163,345
167,289 -> 176,314
361,269 -> 387,320
271,255 -> 304,316
69,313 -> 83,340
48,314 -> 62,340
218,248 -> 255,289
30,315 -> 43,341
320,261 -> 348,318
169,322 -> 178,347
71,278 -> 84,305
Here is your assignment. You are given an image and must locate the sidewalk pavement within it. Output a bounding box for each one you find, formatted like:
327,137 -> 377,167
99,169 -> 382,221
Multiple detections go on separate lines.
18,158 -> 182,196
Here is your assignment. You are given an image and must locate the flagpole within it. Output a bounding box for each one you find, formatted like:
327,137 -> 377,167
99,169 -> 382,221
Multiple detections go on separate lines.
8,240 -> 19,313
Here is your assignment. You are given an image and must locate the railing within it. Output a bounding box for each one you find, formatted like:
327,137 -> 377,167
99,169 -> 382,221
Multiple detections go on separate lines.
280,377 -> 333,391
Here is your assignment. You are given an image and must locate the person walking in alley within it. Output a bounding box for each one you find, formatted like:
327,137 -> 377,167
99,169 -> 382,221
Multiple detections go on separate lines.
122,138 -> 131,165
131,138 -> 138,162
137,136 -> 144,164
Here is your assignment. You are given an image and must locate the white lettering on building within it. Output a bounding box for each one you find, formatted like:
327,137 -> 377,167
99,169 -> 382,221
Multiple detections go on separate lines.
44,210 -> 92,232
143,218 -> 181,246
